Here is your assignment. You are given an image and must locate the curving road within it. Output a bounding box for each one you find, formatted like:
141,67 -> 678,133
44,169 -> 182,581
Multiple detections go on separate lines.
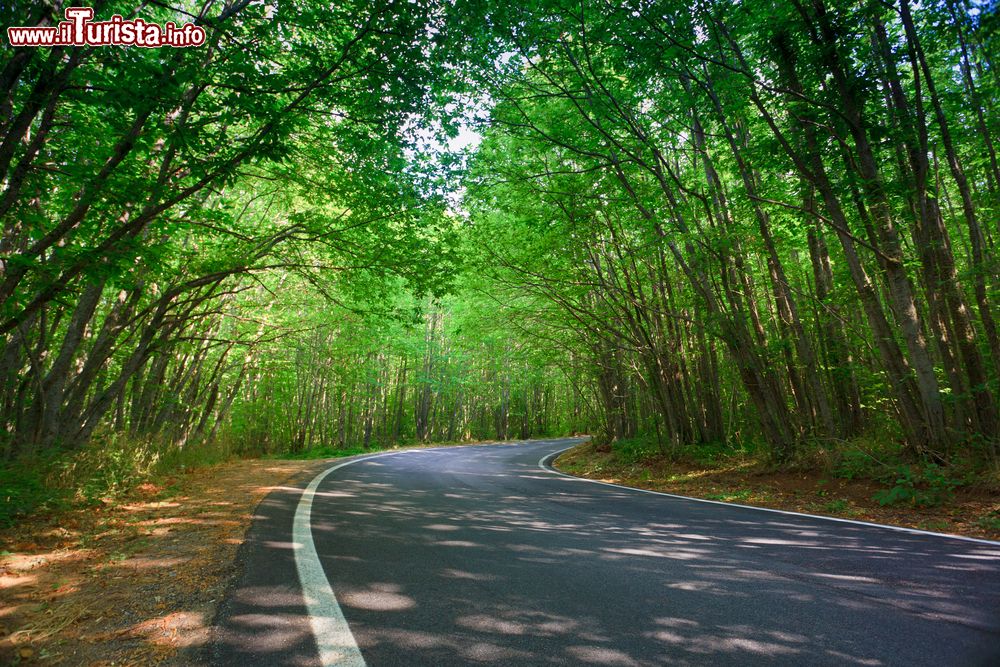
212,438 -> 1000,666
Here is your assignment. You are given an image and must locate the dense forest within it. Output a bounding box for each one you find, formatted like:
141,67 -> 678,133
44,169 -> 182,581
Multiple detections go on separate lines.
1,0 -> 997,517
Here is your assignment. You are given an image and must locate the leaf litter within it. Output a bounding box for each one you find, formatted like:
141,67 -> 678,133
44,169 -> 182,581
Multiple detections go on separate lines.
0,459 -> 314,665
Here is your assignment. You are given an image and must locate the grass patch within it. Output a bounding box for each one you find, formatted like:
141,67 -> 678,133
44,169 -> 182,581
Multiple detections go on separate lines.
703,489 -> 753,502
822,498 -> 851,513
975,511 -> 1000,532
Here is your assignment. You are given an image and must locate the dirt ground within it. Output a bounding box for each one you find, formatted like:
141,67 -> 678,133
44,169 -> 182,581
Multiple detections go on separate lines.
555,441 -> 1000,542
0,459 -> 315,665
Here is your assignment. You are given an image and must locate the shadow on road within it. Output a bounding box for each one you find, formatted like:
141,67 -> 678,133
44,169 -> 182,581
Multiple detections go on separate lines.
213,442 -> 1000,666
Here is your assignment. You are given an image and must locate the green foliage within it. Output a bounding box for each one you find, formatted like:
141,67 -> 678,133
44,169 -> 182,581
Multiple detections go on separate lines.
822,499 -> 850,514
459,0 -> 999,469
0,458 -> 60,528
873,464 -> 962,508
704,489 -> 753,502
833,450 -> 882,481
975,511 -> 1000,533
611,436 -> 661,466
63,435 -> 162,504
0,433 -> 236,527
0,0 -> 465,469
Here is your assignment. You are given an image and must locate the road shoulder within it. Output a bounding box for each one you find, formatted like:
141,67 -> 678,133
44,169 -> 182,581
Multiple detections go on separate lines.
552,441 -> 1000,542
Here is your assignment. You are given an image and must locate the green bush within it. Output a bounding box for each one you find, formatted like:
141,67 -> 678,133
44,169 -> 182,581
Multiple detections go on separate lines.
611,435 -> 660,465
0,459 -> 64,528
873,463 -> 961,508
823,499 -> 850,513
833,449 -> 878,480
975,511 -> 1000,532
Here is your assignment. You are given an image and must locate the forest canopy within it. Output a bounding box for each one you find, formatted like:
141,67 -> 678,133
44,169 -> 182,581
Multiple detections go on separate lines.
1,0 -> 997,518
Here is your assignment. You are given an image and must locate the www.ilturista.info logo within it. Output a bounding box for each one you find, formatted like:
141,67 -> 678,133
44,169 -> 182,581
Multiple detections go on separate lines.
7,7 -> 206,48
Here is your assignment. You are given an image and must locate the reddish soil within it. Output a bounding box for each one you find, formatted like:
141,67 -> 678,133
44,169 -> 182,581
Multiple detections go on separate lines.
0,459 -> 315,665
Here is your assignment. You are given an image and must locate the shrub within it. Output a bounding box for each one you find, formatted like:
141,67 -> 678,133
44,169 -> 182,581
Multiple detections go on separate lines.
975,511 -> 1000,533
611,435 -> 660,465
0,459 -> 61,528
873,463 -> 961,508
823,499 -> 850,513
0,433 -> 237,528
833,449 -> 880,480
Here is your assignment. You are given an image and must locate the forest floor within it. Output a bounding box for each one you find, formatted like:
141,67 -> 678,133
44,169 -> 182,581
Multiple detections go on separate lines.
554,441 -> 1000,542
0,458 -> 315,665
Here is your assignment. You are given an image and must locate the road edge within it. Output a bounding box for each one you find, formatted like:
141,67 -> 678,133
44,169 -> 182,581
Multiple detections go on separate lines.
282,440 -> 550,666
539,445 -> 1000,547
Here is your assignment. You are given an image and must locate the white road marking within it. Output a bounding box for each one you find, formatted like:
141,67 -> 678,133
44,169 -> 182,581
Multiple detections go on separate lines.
538,447 -> 1000,547
293,441 -> 542,666
296,436 -> 996,667
294,452 -> 405,667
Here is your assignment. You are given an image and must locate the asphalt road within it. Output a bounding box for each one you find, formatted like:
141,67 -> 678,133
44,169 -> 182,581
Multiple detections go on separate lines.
212,438 -> 1000,666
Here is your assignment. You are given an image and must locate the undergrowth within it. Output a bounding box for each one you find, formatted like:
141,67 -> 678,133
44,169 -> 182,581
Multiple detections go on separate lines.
870,463 -> 965,508
598,430 -> 982,510
607,433 -> 759,467
1,434 -> 500,528
274,444 -> 370,460
825,437 -> 974,507
0,432 -> 235,529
